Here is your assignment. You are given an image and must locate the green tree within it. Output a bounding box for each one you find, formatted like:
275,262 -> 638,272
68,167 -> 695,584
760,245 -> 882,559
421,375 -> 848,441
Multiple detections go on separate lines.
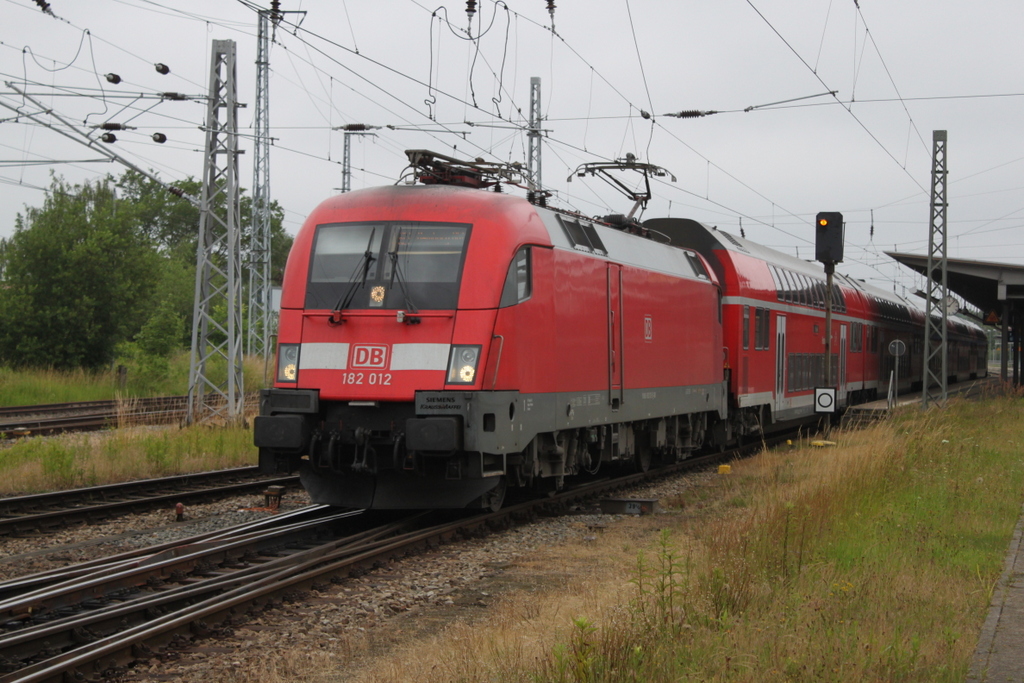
0,170 -> 294,372
0,175 -> 162,369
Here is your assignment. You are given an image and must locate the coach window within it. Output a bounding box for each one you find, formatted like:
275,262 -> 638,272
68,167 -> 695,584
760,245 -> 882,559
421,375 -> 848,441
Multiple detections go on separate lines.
760,308 -> 771,350
769,265 -> 782,301
743,306 -> 750,349
778,270 -> 792,303
499,247 -> 532,307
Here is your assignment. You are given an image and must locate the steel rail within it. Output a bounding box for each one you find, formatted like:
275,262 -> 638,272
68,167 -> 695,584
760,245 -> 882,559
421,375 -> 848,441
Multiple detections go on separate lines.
0,505 -> 331,601
0,394 -> 257,437
0,441 -> 765,683
0,467 -> 300,537
0,507 -> 395,677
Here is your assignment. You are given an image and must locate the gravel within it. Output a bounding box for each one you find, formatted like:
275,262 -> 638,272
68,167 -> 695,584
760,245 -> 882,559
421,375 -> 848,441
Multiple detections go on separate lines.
118,467 -> 719,683
0,465 -> 720,682
0,489 -> 312,582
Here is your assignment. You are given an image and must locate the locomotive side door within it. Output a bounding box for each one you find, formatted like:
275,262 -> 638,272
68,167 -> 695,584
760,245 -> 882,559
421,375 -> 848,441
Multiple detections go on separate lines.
607,263 -> 623,409
774,315 -> 787,414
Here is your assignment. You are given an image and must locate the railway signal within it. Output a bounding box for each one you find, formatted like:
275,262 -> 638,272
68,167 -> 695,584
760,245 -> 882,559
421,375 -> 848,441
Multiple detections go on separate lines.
815,211 -> 844,389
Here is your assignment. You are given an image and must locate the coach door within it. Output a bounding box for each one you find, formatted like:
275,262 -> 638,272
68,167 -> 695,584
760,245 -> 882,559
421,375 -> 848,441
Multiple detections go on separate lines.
607,264 -> 624,409
774,315 -> 787,414
838,324 -> 848,405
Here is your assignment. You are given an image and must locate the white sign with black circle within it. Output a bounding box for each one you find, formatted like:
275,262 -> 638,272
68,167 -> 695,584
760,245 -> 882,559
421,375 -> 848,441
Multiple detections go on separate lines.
814,387 -> 837,414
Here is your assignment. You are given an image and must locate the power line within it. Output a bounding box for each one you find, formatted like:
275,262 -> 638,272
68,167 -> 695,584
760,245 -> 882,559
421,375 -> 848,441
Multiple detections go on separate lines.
744,0 -> 928,195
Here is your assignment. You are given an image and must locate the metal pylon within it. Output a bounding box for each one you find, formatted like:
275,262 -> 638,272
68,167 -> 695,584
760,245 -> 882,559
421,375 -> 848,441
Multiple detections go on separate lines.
247,11 -> 273,362
188,39 -> 244,424
526,76 -> 542,197
922,130 -> 948,408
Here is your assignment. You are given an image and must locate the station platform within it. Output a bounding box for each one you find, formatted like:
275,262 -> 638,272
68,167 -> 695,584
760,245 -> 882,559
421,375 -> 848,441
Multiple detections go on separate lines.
840,376 -> 995,426
968,503 -> 1024,682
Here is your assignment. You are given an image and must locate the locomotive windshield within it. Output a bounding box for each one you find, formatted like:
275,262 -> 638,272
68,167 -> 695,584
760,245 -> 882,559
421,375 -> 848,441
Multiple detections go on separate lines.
306,222 -> 470,310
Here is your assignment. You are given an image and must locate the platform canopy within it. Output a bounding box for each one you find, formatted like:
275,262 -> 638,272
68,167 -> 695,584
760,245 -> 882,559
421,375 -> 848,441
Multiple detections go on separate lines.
886,251 -> 1024,323
887,251 -> 1024,383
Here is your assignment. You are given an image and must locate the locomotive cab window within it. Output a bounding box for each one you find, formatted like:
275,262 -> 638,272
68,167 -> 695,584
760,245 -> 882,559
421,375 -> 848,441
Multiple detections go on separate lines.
306,221 -> 471,310
499,247 -> 532,307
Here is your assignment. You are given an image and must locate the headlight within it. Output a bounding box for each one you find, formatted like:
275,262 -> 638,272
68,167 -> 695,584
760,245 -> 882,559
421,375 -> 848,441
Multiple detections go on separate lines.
277,343 -> 300,383
446,345 -> 481,385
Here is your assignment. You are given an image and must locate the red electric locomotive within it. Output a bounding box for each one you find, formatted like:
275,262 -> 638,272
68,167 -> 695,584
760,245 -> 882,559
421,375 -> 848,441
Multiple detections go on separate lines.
256,151 -> 988,510
255,152 -> 728,510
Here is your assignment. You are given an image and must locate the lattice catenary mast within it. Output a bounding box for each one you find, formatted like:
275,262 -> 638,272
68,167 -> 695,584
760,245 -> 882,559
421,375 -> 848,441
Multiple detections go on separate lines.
246,10 -> 274,361
922,130 -> 949,408
188,39 -> 244,424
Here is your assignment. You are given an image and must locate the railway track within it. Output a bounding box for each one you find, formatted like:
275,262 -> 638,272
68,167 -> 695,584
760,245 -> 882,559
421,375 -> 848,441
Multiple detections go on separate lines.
0,396 -> 189,438
0,394 -> 258,438
0,467 -> 299,538
0,440 -> 760,683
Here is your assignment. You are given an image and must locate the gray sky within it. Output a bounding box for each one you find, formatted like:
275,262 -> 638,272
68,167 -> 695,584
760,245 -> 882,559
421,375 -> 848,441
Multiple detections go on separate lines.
2,0 -> 1023,310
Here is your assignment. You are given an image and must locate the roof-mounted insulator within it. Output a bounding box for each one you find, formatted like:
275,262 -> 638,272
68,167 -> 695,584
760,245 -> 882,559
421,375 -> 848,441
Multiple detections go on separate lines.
154,63 -> 170,75
664,110 -> 717,118
105,73 -> 121,85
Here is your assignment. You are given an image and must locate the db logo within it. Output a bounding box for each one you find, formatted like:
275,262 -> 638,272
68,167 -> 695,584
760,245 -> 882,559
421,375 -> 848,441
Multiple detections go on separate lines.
644,315 -> 653,342
351,345 -> 389,369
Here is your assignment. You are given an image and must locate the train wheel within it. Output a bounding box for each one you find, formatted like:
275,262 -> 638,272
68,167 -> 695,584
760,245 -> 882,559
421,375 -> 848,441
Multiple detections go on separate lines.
635,445 -> 652,473
481,476 -> 507,512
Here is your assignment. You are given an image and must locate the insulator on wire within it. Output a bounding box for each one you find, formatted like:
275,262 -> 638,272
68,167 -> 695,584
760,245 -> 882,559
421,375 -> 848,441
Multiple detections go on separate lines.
105,73 -> 121,85
34,0 -> 54,16
152,132 -> 167,144
466,0 -> 477,27
665,109 -> 716,118
100,133 -> 117,143
154,63 -> 170,75
547,0 -> 556,25
168,186 -> 185,198
100,122 -> 124,130
161,92 -> 186,100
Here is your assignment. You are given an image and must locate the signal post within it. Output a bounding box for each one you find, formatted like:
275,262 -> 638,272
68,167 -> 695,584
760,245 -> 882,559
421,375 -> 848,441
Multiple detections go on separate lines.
815,212 -> 844,410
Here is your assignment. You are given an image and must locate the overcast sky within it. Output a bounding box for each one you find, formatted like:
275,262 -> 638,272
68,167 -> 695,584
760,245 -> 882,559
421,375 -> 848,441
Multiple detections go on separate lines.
2,0 -> 1023,310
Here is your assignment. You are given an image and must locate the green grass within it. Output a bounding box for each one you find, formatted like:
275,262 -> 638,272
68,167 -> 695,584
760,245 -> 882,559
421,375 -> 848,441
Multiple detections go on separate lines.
0,424 -> 258,493
529,395 -> 1024,682
0,352 -> 271,406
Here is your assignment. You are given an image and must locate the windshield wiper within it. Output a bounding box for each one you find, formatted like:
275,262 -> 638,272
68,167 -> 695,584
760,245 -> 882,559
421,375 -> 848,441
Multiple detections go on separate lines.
329,228 -> 376,325
388,228 -> 420,324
